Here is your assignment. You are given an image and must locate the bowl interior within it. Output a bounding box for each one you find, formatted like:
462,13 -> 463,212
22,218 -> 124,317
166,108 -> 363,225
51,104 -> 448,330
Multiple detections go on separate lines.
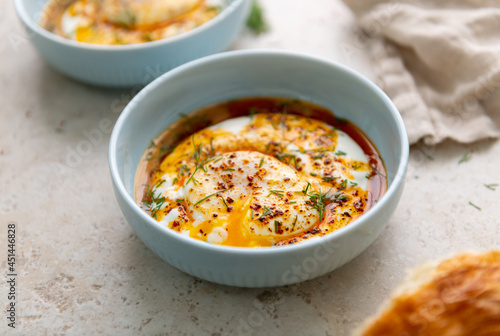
113,51 -> 408,202
17,0 -> 241,47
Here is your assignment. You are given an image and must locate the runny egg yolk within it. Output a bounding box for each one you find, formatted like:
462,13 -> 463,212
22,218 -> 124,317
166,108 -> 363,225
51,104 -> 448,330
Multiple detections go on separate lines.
144,113 -> 377,247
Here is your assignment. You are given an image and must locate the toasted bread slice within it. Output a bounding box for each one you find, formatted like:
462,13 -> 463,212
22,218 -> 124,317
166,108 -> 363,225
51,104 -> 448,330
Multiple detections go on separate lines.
356,251 -> 500,336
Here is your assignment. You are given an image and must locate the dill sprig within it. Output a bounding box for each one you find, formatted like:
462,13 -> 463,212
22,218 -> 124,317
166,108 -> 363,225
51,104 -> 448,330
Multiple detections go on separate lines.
221,196 -> 229,209
311,153 -> 325,160
194,188 -> 232,207
459,152 -> 472,164
247,0 -> 269,34
270,119 -> 278,130
157,144 -> 172,161
185,135 -> 217,186
259,156 -> 265,168
259,206 -> 272,220
468,201 -> 481,211
294,182 -> 311,196
143,179 -> 167,219
305,187 -> 347,221
249,108 -> 257,120
305,188 -> 331,221
267,190 -> 284,198
424,153 -> 434,161
259,142 -> 273,168
339,179 -> 348,190
276,152 -> 298,169
369,163 -> 387,179
352,162 -> 362,170
484,183 -> 498,191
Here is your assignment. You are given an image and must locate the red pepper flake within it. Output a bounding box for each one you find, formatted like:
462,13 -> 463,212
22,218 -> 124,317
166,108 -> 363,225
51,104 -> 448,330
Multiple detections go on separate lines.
250,203 -> 261,210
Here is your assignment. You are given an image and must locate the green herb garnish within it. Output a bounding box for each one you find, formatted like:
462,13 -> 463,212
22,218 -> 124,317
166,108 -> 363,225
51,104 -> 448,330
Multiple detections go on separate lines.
209,137 -> 215,157
468,201 -> 481,211
267,190 -> 284,198
305,188 -> 331,221
459,152 -> 472,164
259,206 -> 272,220
143,180 -> 168,219
295,182 -> 311,196
249,108 -> 257,120
339,179 -> 347,189
270,119 -> 278,130
179,164 -> 189,176
484,183 -> 499,191
369,163 -> 387,178
221,196 -> 229,209
115,10 -> 136,28
352,162 -> 362,170
157,145 -> 172,161
185,135 -> 217,186
276,152 -> 298,169
311,153 -> 325,160
194,188 -> 232,206
305,187 -> 346,221
246,0 -> 269,34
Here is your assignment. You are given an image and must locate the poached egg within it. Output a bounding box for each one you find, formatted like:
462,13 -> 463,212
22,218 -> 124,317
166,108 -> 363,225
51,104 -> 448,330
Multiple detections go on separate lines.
142,113 -> 380,247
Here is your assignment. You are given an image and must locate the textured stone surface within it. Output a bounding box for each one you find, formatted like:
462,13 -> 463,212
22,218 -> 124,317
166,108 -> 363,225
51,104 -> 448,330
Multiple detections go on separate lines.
1,0 -> 499,335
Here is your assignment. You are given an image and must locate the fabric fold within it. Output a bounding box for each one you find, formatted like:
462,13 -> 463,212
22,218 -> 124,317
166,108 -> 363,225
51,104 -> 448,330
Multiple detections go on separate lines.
343,0 -> 500,144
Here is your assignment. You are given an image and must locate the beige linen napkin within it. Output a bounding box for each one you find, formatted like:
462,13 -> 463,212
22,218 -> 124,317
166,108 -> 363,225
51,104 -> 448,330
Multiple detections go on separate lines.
343,0 -> 500,145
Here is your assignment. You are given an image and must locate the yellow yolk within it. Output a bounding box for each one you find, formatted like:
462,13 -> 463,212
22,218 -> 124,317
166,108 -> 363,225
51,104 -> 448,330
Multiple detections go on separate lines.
143,113 -> 375,247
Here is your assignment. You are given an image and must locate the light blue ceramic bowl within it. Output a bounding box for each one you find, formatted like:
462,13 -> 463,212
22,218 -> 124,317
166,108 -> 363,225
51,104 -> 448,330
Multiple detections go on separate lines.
109,50 -> 409,287
14,0 -> 250,87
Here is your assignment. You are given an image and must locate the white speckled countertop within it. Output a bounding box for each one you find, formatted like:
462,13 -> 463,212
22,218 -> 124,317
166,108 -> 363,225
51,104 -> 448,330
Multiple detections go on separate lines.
1,0 -> 499,335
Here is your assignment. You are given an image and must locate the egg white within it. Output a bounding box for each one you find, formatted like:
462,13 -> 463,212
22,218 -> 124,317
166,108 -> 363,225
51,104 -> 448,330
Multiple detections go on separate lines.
148,113 -> 375,247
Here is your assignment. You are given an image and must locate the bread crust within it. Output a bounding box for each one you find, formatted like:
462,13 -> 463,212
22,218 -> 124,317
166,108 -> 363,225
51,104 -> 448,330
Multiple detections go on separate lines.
356,250 -> 500,336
